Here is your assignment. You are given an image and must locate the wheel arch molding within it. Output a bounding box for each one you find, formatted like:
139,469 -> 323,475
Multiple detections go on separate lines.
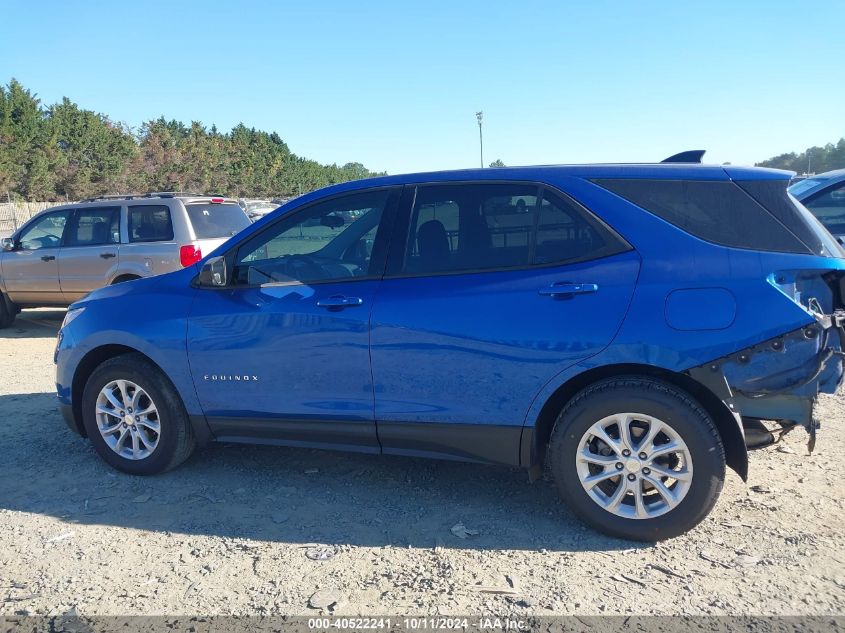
521,363 -> 747,482
68,343 -> 212,445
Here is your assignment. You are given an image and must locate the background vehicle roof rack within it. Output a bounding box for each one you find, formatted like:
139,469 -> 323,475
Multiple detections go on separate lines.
80,192 -> 231,203
79,194 -> 140,202
661,150 -> 706,164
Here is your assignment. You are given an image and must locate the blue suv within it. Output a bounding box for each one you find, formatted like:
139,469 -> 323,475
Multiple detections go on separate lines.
55,160 -> 845,540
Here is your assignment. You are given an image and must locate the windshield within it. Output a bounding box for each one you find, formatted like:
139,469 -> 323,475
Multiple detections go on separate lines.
789,177 -> 829,198
185,203 -> 250,239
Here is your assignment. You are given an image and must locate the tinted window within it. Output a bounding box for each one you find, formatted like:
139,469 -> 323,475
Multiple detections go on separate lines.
233,190 -> 392,285
186,203 -> 250,239
17,211 -> 69,250
66,207 -> 120,246
802,181 -> 845,237
403,183 -> 627,275
595,179 -> 809,254
737,179 -> 841,257
128,205 -> 174,243
405,184 -> 538,274
534,190 -> 626,265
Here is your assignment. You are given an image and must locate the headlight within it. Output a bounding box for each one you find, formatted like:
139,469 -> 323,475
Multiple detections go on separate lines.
61,306 -> 85,330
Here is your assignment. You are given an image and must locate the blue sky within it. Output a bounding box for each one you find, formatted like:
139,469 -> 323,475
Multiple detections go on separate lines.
1,0 -> 843,174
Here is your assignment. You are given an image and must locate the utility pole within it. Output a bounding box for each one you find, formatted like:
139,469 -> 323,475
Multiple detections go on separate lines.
476,111 -> 484,168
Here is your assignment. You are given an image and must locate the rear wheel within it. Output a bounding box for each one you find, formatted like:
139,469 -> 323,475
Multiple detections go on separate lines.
549,376 -> 725,541
0,292 -> 16,328
81,353 -> 195,475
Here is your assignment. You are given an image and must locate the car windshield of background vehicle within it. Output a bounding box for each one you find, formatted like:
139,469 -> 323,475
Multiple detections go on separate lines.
802,182 -> 845,236
186,203 -> 251,239
788,177 -> 830,197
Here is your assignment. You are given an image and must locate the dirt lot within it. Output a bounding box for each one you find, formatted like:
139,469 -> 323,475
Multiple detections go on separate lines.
1,308 -> 844,618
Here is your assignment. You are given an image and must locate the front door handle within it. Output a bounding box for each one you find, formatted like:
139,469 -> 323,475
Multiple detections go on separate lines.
100,252 -> 116,259
41,255 -> 56,262
539,282 -> 599,297
316,295 -> 364,309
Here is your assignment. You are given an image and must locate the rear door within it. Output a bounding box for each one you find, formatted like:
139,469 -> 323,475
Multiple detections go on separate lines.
58,206 -> 121,302
2,209 -> 70,304
369,182 -> 640,464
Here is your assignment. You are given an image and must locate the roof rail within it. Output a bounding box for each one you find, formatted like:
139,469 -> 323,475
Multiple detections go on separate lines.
661,150 -> 706,164
79,191 -> 231,203
143,191 -> 229,199
78,194 -> 143,203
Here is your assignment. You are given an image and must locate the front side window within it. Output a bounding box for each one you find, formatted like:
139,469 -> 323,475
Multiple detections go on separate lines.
65,207 -> 120,246
128,205 -> 174,243
17,210 -> 70,250
402,183 -> 626,275
233,189 -> 392,286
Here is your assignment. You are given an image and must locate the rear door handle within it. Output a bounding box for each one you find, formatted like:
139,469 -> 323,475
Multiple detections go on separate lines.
539,282 -> 599,297
100,252 -> 116,259
316,295 -> 364,309
41,255 -> 56,262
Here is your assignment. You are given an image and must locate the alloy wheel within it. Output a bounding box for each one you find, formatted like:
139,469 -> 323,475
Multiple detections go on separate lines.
575,413 -> 693,519
95,379 -> 161,460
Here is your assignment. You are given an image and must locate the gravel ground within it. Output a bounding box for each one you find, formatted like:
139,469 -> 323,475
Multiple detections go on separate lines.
1,308 -> 844,618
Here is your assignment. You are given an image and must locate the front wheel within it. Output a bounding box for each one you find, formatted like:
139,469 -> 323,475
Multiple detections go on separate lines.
549,376 -> 725,541
81,353 -> 195,475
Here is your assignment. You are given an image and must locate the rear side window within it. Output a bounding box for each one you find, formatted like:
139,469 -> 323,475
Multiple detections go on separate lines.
185,203 -> 250,239
737,180 -> 841,257
66,207 -> 120,246
595,179 -> 810,254
405,184 -> 538,274
128,205 -> 174,243
534,190 -> 627,265
403,183 -> 628,275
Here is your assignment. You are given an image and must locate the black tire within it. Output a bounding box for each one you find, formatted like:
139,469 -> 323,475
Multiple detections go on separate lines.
0,292 -> 16,329
548,376 -> 725,541
81,353 -> 195,475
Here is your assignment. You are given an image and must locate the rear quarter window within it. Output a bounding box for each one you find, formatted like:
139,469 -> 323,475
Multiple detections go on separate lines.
594,179 -> 810,254
128,205 -> 174,243
185,203 -> 250,239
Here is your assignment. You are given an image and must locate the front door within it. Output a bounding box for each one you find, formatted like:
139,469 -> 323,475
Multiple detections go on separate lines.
187,187 -> 400,452
370,182 -> 641,465
58,206 -> 121,302
2,209 -> 70,305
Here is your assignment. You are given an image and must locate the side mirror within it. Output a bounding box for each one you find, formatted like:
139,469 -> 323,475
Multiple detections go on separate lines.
197,256 -> 228,287
1,238 -> 15,252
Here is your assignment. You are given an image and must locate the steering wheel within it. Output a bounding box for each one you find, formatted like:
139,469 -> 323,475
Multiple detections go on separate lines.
283,254 -> 327,281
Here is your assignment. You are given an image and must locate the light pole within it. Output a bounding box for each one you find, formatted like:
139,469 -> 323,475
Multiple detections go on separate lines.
476,111 -> 483,168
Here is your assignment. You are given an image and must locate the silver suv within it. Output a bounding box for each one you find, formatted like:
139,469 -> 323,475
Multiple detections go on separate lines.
0,192 -> 250,327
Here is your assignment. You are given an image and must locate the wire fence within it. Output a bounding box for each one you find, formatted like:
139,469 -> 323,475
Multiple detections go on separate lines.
0,194 -> 65,236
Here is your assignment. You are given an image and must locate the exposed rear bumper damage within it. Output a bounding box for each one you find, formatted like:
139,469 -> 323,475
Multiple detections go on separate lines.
688,311 -> 845,453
